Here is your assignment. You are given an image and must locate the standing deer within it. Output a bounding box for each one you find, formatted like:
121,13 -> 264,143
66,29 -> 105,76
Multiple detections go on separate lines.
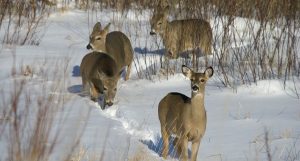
86,22 -> 133,80
80,51 -> 122,109
158,65 -> 213,161
150,5 -> 212,68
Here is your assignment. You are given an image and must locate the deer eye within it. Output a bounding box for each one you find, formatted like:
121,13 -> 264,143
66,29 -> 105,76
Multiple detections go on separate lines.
158,21 -> 162,25
103,87 -> 108,91
200,79 -> 205,83
96,37 -> 101,40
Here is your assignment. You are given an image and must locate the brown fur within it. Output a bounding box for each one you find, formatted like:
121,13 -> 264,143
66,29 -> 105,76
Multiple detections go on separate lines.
87,22 -> 133,80
158,65 -> 213,161
150,5 -> 212,59
80,51 -> 121,107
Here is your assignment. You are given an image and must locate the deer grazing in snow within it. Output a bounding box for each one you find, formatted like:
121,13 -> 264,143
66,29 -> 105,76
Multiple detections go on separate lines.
86,22 -> 133,80
80,51 -> 122,109
158,65 -> 213,161
150,4 -> 212,68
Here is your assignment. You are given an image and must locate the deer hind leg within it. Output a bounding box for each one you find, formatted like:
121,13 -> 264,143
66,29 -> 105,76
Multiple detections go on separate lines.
173,137 -> 182,158
125,61 -> 132,81
161,126 -> 169,159
81,76 -> 88,93
204,42 -> 212,66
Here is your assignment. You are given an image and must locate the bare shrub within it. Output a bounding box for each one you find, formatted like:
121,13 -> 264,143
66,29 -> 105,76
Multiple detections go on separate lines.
0,0 -> 54,45
0,55 -> 91,161
20,0 -> 299,91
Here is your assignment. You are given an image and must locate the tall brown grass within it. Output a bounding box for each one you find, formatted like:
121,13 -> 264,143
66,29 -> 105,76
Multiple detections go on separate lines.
0,0 -> 54,45
0,55 -> 92,161
3,0 -> 297,92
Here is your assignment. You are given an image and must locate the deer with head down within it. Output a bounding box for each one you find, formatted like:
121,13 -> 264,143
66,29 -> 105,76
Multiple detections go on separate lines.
158,65 -> 213,161
150,5 -> 212,68
86,22 -> 133,80
80,51 -> 122,109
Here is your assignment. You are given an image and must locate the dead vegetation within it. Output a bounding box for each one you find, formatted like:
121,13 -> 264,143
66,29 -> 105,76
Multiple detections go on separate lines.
0,56 -> 92,161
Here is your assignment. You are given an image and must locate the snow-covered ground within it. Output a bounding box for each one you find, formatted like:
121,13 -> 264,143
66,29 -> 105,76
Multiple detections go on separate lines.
0,9 -> 300,161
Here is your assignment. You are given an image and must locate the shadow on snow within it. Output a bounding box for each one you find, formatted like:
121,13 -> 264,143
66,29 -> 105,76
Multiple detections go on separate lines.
67,84 -> 84,96
134,47 -> 165,55
140,134 -> 191,159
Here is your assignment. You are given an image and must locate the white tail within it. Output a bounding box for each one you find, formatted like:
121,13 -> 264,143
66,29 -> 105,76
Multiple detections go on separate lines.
158,65 -> 213,161
87,22 -> 133,80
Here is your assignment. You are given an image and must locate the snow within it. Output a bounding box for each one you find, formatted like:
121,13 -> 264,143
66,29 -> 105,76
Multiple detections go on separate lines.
1,9 -> 300,161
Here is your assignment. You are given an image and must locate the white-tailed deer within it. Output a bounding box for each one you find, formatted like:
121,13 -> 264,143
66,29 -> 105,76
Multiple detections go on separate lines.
86,22 -> 133,80
80,51 -> 122,109
150,5 -> 212,67
158,65 -> 213,161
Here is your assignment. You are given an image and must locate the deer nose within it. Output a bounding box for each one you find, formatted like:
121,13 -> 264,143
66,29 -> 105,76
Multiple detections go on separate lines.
192,85 -> 199,92
86,44 -> 92,50
106,101 -> 113,106
150,31 -> 156,35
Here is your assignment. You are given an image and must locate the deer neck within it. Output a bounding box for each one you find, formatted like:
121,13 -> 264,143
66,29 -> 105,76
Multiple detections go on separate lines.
191,90 -> 205,113
160,21 -> 169,40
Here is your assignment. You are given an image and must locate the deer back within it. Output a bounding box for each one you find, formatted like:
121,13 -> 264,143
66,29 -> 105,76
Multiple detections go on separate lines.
80,52 -> 120,104
166,19 -> 212,54
105,31 -> 134,72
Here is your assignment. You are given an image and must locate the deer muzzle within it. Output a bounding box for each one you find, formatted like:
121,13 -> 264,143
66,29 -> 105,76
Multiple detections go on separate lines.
106,101 -> 113,106
86,44 -> 93,50
150,30 -> 156,35
192,85 -> 199,92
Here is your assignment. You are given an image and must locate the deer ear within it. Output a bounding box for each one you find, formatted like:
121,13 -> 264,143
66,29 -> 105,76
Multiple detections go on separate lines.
163,5 -> 170,16
93,22 -> 102,32
103,23 -> 111,34
118,69 -> 123,77
97,70 -> 107,79
158,0 -> 168,8
165,5 -> 170,11
205,66 -> 214,78
182,65 -> 193,79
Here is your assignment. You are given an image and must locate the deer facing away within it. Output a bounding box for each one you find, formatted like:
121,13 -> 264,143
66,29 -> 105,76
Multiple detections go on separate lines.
158,65 -> 213,161
150,5 -> 212,62
80,51 -> 122,108
86,22 -> 133,80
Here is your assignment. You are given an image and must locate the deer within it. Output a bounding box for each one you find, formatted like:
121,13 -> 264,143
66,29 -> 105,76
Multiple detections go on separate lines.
150,5 -> 212,69
86,22 -> 133,81
80,51 -> 122,109
158,65 -> 213,161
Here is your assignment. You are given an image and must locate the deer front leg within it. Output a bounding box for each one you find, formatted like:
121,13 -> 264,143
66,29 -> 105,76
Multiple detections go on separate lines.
161,127 -> 169,159
180,136 -> 189,161
89,82 -> 98,102
191,139 -> 201,161
173,137 -> 182,157
125,61 -> 132,81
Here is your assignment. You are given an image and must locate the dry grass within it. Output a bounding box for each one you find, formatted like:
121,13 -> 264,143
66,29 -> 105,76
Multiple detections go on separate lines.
128,146 -> 158,161
0,0 -> 57,45
81,0 -> 299,92
1,0 -> 299,89
0,55 -> 92,161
